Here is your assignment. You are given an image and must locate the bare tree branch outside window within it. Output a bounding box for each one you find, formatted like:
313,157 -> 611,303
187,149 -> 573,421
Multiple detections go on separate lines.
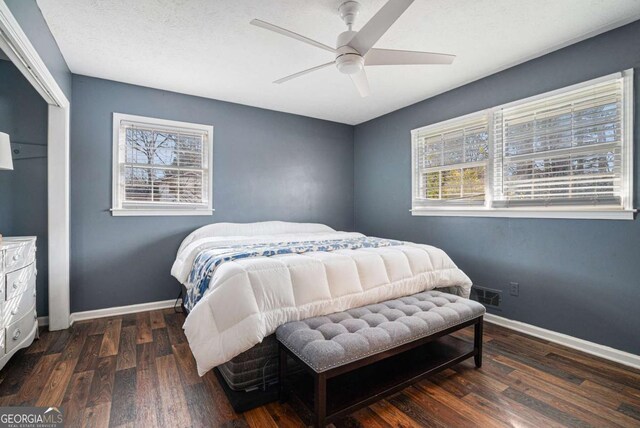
121,122 -> 208,207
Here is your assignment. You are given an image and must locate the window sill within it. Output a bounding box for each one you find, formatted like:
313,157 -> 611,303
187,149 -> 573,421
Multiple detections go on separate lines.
410,208 -> 636,220
111,208 -> 214,217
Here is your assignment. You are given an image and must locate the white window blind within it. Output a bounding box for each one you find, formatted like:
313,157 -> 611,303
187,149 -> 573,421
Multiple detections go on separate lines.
411,69 -> 633,219
412,112 -> 489,207
112,114 -> 213,216
493,77 -> 626,208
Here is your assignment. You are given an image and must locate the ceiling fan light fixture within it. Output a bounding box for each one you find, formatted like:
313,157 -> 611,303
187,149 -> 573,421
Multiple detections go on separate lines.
336,53 -> 364,75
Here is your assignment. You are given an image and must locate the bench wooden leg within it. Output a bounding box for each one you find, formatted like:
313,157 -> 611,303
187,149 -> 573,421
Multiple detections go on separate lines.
314,373 -> 327,428
474,317 -> 483,368
279,344 -> 287,403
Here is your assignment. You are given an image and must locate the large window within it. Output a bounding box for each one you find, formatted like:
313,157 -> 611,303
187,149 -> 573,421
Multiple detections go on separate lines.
112,113 -> 214,216
411,70 -> 634,220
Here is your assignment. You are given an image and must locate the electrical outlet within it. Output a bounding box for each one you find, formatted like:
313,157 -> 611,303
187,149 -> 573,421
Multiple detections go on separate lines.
509,282 -> 519,296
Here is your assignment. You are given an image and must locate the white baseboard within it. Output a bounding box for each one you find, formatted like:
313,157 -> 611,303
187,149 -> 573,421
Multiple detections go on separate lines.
484,313 -> 640,370
37,316 -> 49,327
69,299 -> 181,324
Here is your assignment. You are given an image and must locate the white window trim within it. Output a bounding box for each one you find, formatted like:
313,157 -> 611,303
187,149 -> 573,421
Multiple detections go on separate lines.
411,69 -> 635,220
411,110 -> 490,208
411,208 -> 635,220
111,113 -> 214,216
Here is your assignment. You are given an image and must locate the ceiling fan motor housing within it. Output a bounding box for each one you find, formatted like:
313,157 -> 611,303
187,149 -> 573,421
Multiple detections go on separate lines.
336,30 -> 364,75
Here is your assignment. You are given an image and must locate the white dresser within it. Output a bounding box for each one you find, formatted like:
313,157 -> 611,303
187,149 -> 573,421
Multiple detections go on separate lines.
0,237 -> 38,370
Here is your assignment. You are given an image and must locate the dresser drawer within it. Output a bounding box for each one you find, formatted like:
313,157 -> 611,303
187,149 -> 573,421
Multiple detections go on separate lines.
5,263 -> 35,301
4,241 -> 35,272
3,289 -> 35,327
5,307 -> 36,354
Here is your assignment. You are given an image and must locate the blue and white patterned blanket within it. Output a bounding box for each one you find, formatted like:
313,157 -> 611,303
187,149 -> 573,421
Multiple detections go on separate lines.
184,237 -> 403,311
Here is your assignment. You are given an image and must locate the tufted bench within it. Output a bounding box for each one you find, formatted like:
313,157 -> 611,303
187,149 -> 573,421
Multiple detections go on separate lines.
276,290 -> 485,427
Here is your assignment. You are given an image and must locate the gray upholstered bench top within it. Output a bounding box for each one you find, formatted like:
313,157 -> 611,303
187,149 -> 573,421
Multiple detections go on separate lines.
276,290 -> 485,373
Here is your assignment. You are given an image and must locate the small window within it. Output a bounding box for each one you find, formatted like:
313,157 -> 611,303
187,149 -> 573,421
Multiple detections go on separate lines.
112,113 -> 214,216
412,112 -> 489,208
411,69 -> 634,220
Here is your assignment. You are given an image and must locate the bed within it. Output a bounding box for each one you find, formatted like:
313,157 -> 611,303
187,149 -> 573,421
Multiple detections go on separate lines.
171,221 -> 473,393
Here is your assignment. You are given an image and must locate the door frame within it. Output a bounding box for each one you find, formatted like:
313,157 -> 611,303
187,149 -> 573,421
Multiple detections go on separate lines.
0,1 -> 71,330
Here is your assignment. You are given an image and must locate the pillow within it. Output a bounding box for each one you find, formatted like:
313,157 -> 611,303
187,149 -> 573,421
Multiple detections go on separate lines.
177,221 -> 336,254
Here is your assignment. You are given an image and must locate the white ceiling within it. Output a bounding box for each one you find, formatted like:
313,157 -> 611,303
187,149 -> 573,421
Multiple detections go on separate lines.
37,0 -> 640,125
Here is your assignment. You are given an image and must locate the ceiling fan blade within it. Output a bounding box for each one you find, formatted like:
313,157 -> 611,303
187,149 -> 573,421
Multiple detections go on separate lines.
349,69 -> 370,97
251,19 -> 337,54
365,48 -> 455,65
274,62 -> 335,84
347,0 -> 414,56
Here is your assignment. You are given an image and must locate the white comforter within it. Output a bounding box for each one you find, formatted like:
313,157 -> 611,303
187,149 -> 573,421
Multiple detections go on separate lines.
172,222 -> 472,375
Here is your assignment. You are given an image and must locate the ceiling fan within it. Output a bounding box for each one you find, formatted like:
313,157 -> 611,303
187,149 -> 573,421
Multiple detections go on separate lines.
250,0 -> 455,97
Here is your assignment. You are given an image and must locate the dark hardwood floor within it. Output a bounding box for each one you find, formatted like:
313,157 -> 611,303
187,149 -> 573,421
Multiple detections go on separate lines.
0,308 -> 639,427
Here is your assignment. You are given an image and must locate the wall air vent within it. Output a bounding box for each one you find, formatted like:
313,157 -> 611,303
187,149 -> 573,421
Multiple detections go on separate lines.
470,286 -> 501,308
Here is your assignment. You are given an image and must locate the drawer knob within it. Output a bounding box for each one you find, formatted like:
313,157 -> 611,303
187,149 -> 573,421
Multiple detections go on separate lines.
12,329 -> 21,341
12,254 -> 20,261
11,309 -> 17,316
12,282 -> 19,289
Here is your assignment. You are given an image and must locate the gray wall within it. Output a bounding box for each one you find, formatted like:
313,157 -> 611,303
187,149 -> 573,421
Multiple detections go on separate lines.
354,20 -> 640,355
0,59 -> 49,316
70,75 -> 354,312
5,0 -> 72,99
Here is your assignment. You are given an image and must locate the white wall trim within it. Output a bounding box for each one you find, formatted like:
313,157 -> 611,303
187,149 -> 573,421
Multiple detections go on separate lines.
37,316 -> 49,327
411,208 -> 636,220
0,2 -> 68,108
47,105 -> 71,330
484,313 -> 640,371
69,299 -> 181,324
111,208 -> 215,217
0,1 -> 71,331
